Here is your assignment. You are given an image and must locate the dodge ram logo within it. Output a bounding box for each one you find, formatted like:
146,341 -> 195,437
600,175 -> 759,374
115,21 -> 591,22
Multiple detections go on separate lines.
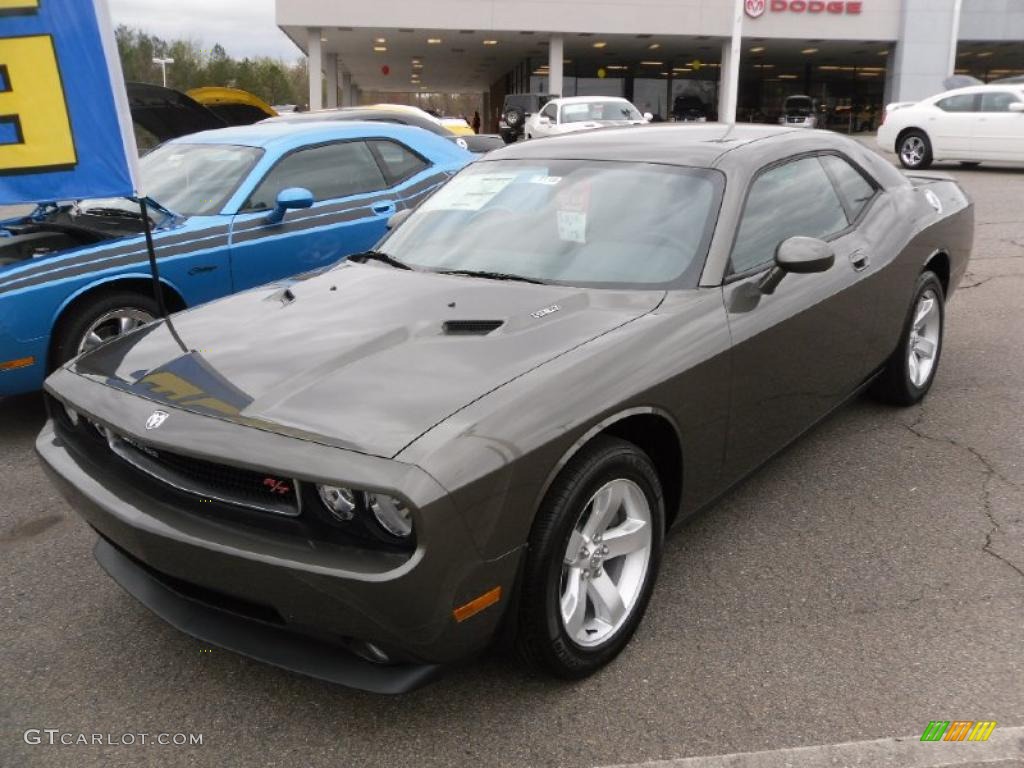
745,0 -> 766,17
145,410 -> 169,430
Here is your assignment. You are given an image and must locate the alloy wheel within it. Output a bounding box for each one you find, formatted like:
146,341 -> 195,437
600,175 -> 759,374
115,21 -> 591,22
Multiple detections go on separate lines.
908,288 -> 941,388
901,136 -> 926,167
77,308 -> 154,355
559,478 -> 653,648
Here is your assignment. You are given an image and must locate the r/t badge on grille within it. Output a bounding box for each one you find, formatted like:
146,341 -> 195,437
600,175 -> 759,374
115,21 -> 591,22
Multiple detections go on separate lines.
145,410 -> 169,430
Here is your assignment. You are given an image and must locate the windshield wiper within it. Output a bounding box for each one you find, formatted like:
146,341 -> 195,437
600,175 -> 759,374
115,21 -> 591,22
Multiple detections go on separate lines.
436,269 -> 545,285
349,250 -> 412,270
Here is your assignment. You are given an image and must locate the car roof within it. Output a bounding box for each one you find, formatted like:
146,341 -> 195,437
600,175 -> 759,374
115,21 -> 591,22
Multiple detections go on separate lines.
486,123 -> 808,167
167,119 -> 438,151
928,83 -> 1024,100
553,95 -> 631,104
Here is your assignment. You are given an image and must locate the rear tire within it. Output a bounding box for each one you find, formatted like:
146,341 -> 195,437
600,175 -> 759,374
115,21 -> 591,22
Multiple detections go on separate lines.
897,130 -> 933,170
51,290 -> 159,370
870,271 -> 945,406
516,436 -> 664,679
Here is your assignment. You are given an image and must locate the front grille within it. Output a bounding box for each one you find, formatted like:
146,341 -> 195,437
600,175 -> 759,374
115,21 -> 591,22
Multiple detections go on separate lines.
107,430 -> 301,517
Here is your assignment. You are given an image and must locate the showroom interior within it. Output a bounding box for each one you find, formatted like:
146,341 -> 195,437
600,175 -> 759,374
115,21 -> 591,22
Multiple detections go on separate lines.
277,0 -> 1023,132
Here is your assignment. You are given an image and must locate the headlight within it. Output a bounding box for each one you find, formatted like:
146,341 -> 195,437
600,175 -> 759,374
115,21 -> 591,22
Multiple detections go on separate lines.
316,485 -> 414,540
318,485 -> 357,522
367,493 -> 413,538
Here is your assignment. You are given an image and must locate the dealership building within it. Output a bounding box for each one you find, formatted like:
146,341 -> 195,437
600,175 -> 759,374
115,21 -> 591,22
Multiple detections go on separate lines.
276,0 -> 1024,129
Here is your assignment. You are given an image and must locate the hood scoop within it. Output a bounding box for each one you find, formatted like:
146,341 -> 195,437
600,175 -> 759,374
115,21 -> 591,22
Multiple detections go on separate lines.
442,319 -> 504,336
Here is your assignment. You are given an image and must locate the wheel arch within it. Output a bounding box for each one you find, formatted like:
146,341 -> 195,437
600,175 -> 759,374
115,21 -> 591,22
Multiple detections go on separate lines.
923,250 -> 951,297
539,407 -> 685,528
47,274 -> 187,366
896,126 -> 929,149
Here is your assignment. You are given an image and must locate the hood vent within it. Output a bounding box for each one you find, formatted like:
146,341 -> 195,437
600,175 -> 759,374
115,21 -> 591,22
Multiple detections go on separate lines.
442,319 -> 504,336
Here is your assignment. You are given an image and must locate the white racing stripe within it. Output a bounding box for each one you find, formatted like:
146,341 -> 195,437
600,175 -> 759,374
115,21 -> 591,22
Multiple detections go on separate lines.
597,726 -> 1024,768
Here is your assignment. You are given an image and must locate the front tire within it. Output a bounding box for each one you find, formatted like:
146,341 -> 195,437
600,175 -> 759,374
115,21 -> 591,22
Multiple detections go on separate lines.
516,436 -> 665,678
870,271 -> 945,405
51,290 -> 159,370
898,130 -> 933,170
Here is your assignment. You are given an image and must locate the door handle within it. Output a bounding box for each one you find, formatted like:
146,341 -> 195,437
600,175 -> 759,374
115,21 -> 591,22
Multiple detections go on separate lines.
372,201 -> 396,216
850,250 -> 870,271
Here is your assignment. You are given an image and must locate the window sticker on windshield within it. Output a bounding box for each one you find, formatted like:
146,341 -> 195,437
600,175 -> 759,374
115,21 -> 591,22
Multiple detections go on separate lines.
556,183 -> 590,244
562,104 -> 590,116
423,173 -> 516,211
530,175 -> 561,186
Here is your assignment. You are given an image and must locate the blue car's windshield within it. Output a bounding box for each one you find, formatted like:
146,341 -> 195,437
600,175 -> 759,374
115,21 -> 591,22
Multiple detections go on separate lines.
139,143 -> 262,216
76,144 -> 262,218
380,159 -> 723,289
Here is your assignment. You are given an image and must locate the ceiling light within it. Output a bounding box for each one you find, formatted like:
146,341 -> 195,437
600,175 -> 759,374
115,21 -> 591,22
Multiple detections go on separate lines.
374,37 -> 386,44
648,43 -> 661,50
640,60 -> 663,66
878,49 -> 890,55
779,74 -> 798,79
373,46 -> 387,52
819,65 -> 840,70
976,51 -> 993,57
427,38 -> 442,44
592,41 -> 607,49
802,48 -> 819,54
320,37 -> 327,43
605,65 -> 629,70
673,67 -> 692,72
483,39 -> 498,45
750,46 -> 765,53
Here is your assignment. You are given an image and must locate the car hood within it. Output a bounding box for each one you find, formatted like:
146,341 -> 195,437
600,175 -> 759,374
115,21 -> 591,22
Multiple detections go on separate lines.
70,263 -> 664,458
127,82 -> 227,142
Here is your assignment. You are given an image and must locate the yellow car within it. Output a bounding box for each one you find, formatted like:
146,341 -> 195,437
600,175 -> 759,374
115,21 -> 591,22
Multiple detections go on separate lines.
187,86 -> 277,126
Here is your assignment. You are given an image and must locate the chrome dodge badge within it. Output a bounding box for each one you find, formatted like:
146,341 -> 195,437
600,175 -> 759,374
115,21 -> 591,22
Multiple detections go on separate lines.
145,410 -> 169,430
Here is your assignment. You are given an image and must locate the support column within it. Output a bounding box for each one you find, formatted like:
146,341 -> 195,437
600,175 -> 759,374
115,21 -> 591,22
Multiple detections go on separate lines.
548,35 -> 564,97
307,28 -> 323,111
325,54 -> 338,109
717,0 -> 743,124
341,71 -> 353,107
888,0 -> 960,103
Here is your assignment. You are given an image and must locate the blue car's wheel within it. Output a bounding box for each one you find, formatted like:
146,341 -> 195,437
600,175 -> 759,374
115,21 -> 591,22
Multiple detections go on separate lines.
52,290 -> 159,370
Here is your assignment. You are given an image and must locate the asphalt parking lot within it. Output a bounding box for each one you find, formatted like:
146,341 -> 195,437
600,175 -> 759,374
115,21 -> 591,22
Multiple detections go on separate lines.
2,152 -> 1022,768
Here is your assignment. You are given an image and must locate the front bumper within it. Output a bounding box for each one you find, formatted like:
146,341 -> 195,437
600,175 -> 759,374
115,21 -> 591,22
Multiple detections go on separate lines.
37,371 -> 523,692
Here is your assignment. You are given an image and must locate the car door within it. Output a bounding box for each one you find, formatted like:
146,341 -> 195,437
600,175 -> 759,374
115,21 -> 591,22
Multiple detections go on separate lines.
930,93 -> 980,157
721,154 -> 880,481
227,139 -> 396,291
974,90 -> 1024,160
533,102 -> 558,138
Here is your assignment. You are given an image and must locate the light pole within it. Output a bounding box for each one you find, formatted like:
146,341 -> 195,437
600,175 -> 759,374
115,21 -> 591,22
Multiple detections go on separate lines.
152,57 -> 175,88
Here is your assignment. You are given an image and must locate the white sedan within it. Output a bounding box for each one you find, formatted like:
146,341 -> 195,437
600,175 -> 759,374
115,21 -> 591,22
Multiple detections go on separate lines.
877,84 -> 1024,169
524,96 -> 650,140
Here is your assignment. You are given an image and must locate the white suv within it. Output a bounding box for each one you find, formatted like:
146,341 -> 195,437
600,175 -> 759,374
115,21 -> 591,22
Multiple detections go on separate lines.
877,84 -> 1024,169
524,96 -> 650,140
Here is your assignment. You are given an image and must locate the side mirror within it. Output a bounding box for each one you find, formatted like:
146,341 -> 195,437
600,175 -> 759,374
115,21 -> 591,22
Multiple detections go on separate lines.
643,112 -> 654,122
387,209 -> 412,230
1009,102 -> 1024,113
538,116 -> 552,125
265,187 -> 313,225
759,236 -> 835,294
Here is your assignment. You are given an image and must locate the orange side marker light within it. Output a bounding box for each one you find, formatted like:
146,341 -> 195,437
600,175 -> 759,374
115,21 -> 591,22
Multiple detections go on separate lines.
453,586 -> 502,623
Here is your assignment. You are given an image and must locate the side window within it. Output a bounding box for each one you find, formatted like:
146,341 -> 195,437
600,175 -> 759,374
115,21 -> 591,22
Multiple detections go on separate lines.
243,141 -> 386,211
936,93 -> 978,113
980,91 -> 1020,112
540,103 -> 558,121
820,155 -> 877,222
369,139 -> 429,185
730,156 -> 849,275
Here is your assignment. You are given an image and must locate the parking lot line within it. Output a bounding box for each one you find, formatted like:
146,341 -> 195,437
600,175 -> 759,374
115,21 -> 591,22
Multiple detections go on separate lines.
597,726 -> 1024,768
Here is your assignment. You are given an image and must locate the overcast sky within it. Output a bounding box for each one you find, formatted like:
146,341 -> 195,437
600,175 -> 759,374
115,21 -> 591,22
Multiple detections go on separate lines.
108,0 -> 301,61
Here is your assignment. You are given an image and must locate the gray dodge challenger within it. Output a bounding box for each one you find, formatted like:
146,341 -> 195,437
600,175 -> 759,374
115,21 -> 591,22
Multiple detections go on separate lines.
37,125 -> 973,693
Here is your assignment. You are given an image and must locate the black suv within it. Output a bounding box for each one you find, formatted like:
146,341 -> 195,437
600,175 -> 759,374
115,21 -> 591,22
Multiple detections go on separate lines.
499,93 -> 554,143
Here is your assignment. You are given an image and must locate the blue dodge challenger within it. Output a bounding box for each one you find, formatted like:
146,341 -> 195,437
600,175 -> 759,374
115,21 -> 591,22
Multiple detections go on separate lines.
0,121 -> 471,396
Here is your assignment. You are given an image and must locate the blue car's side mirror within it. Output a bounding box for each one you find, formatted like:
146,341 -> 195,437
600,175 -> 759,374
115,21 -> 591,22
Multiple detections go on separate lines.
266,187 -> 314,225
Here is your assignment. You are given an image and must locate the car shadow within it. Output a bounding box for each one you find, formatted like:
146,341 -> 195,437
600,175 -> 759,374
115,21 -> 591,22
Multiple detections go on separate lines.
0,392 -> 47,443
